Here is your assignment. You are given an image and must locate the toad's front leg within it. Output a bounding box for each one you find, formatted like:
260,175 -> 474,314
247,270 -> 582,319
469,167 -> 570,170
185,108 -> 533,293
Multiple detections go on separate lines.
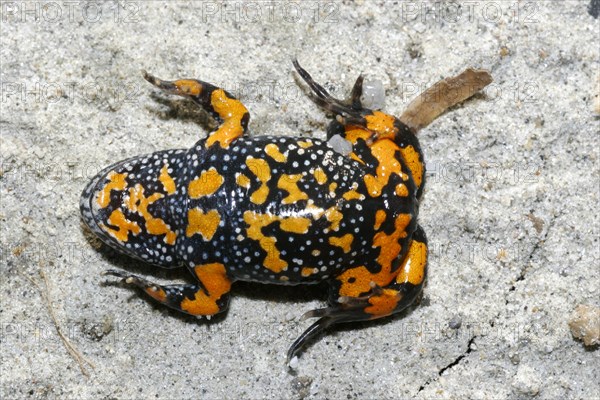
104,262 -> 232,318
143,71 -> 249,148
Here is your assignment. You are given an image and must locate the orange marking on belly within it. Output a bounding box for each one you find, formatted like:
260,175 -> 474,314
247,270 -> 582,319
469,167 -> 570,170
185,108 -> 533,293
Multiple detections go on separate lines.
236,173 -> 251,188
374,209 -> 386,230
329,182 -> 338,194
399,145 -> 423,189
278,174 -> 308,204
297,140 -> 313,148
363,139 -> 403,197
243,212 -> 286,272
395,184 -> 409,197
188,168 -> 224,198
337,213 -> 412,297
396,240 -> 427,285
325,207 -> 343,231
126,184 -> 177,245
313,168 -> 328,185
186,208 -> 221,241
329,234 -> 354,253
343,189 -> 364,201
363,176 -> 384,197
373,213 -> 412,275
301,267 -> 319,277
159,165 -> 176,194
97,171 -> 128,208
101,209 -> 141,242
181,263 -> 231,315
349,152 -> 365,165
265,143 -> 287,162
246,157 -> 270,205
146,219 -> 177,245
279,217 -> 311,234
337,266 -> 373,298
206,89 -> 248,148
243,211 -> 311,273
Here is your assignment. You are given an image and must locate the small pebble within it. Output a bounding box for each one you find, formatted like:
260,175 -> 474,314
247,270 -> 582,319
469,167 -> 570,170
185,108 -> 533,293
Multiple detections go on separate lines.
361,78 -> 386,110
327,134 -> 353,156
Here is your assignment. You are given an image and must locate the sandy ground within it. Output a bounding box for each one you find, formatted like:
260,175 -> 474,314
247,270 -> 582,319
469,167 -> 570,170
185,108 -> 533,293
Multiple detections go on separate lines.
1,1 -> 599,399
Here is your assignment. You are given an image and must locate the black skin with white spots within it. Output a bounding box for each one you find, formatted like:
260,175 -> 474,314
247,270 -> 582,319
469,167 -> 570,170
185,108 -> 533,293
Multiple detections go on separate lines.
177,134 -> 418,284
81,61 -> 432,363
80,149 -> 187,267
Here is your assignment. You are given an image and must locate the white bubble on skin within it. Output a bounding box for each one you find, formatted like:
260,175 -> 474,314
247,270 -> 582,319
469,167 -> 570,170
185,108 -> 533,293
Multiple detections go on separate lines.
360,78 -> 386,110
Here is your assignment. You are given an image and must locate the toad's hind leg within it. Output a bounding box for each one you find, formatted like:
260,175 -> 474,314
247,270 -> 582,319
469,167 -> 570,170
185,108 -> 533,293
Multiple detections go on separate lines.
104,263 -> 232,318
287,226 -> 428,362
143,71 -> 249,148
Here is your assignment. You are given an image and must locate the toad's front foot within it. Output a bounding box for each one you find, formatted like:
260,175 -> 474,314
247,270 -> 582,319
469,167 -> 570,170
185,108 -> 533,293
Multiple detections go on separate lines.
103,266 -> 232,318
